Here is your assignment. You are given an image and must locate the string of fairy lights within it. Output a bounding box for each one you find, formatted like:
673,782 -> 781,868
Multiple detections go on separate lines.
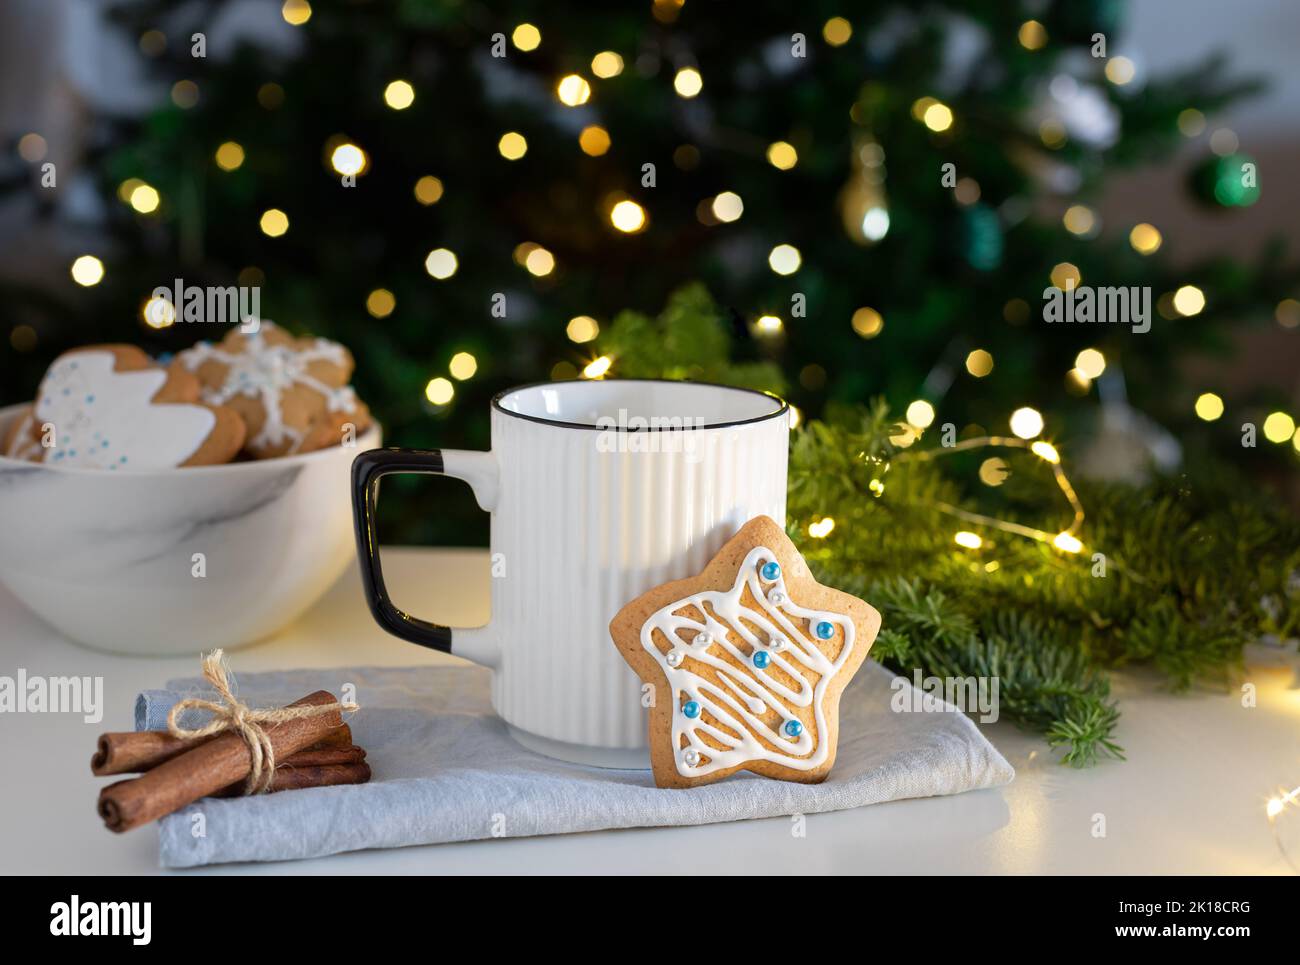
11,0 -> 1294,459
9,1 -> 1300,854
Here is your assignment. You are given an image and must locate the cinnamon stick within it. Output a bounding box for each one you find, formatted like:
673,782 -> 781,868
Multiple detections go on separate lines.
266,745 -> 365,768
213,761 -> 371,797
91,725 -> 354,776
97,691 -> 347,833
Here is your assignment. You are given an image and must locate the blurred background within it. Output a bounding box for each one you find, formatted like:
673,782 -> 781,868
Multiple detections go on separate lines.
2,0 -> 1298,544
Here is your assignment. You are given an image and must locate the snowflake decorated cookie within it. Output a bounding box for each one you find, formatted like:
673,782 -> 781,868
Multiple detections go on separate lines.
6,345 -> 245,469
174,321 -> 371,459
610,515 -> 881,789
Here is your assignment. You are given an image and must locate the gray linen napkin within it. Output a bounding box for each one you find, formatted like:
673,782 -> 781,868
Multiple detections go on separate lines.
136,661 -> 1014,868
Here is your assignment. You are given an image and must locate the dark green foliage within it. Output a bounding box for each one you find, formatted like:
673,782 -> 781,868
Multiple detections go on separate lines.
3,1 -> 1296,548
616,285 -> 1300,765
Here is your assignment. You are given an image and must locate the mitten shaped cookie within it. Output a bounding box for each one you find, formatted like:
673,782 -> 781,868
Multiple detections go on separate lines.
11,345 -> 244,469
174,321 -> 370,459
610,515 -> 881,789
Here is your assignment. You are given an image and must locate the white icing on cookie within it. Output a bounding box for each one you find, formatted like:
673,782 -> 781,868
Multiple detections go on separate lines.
640,546 -> 855,777
178,323 -> 356,454
34,351 -> 215,470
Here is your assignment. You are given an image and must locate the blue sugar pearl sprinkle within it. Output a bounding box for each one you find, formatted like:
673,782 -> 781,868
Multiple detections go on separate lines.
814,620 -> 835,640
682,700 -> 701,719
752,650 -> 771,669
784,719 -> 803,738
760,560 -> 781,582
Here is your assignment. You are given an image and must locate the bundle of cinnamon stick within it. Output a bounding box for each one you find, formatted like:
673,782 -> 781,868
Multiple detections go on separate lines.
94,690 -> 370,833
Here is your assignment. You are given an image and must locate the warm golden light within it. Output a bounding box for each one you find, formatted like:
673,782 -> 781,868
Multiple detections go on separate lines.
768,244 -> 802,276
142,295 -> 175,329
851,307 -> 883,338
609,199 -> 647,233
1031,441 -> 1060,464
954,531 -> 983,550
498,131 -> 528,160
809,517 -> 836,538
128,183 -> 160,214
511,23 -> 541,51
1276,299 -> 1300,329
1105,56 -> 1136,85
566,316 -> 600,343
754,315 -> 784,336
556,74 -> 592,107
383,80 -> 415,110
1075,348 -> 1106,380
922,101 -> 954,132
979,457 -> 1009,487
1010,407 -> 1044,439
1263,411 -> 1295,444
1053,532 -> 1083,554
281,0 -> 312,26
414,175 -> 444,205
1129,222 -> 1162,254
822,17 -> 852,46
673,67 -> 703,98
906,400 -> 936,429
366,289 -> 395,318
524,246 -> 555,277
583,355 -> 613,379
579,125 -> 611,156
259,208 -> 289,237
1173,285 -> 1206,316
1063,205 -> 1095,235
215,141 -> 245,171
330,142 -> 367,177
1050,262 -> 1081,290
449,351 -> 478,380
425,377 -> 454,405
70,255 -> 105,287
1194,392 -> 1224,421
767,141 -> 798,170
965,349 -> 994,377
591,51 -> 624,78
712,191 -> 743,223
424,248 -> 458,279
1018,20 -> 1047,50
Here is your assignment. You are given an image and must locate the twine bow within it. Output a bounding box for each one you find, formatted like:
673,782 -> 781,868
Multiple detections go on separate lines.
167,650 -> 359,795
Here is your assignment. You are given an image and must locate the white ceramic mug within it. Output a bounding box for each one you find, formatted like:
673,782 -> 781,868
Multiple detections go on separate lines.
352,379 -> 789,767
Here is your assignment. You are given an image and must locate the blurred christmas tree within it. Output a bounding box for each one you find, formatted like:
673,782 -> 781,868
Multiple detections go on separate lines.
3,0 -> 1297,544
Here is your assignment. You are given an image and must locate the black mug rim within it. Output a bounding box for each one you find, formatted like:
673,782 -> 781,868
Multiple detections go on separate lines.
490,378 -> 790,432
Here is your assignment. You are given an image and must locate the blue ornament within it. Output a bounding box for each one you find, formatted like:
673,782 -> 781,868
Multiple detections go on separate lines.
752,651 -> 771,669
784,719 -> 803,738
760,561 -> 781,582
814,620 -> 835,640
682,700 -> 701,719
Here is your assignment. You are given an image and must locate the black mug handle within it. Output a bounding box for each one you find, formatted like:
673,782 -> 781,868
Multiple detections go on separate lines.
350,448 -> 455,652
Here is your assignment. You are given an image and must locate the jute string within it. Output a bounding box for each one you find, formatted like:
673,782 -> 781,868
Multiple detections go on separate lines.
166,649 -> 359,795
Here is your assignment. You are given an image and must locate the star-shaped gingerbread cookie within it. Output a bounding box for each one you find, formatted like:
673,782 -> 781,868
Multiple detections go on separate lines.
610,515 -> 881,789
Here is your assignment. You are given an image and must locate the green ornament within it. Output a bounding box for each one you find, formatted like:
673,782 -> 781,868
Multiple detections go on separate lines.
1190,153 -> 1260,208
959,204 -> 1003,271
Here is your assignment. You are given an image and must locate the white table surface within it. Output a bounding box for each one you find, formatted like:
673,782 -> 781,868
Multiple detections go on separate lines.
1,547 -> 1297,875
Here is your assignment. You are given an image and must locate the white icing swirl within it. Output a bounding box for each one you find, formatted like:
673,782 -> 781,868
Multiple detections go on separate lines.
640,545 -> 855,776
178,323 -> 356,453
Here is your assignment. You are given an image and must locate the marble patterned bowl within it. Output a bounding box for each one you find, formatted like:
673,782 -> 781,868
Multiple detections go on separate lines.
0,402 -> 380,655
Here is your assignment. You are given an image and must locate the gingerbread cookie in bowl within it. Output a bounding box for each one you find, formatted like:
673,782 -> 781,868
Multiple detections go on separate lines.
175,321 -> 371,458
610,515 -> 881,789
5,345 -> 244,469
